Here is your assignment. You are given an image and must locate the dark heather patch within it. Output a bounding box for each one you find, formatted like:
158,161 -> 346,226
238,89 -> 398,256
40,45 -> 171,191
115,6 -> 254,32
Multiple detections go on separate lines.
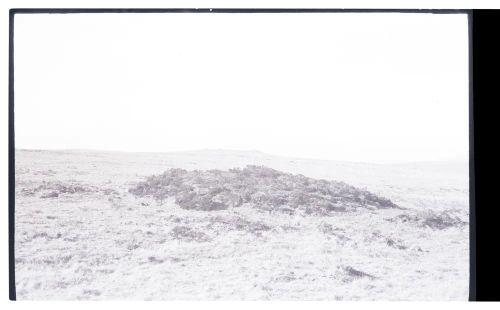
129,165 -> 399,215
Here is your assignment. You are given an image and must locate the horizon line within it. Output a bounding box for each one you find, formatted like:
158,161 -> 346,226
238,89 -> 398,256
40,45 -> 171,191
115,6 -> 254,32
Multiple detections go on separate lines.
14,147 -> 469,165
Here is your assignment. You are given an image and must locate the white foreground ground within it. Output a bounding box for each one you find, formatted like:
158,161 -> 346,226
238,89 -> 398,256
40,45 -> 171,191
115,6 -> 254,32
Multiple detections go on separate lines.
14,149 -> 469,300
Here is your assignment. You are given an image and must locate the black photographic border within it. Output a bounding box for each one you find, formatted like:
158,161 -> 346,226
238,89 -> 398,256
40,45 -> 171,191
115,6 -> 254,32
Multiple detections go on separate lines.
8,8 -> 483,301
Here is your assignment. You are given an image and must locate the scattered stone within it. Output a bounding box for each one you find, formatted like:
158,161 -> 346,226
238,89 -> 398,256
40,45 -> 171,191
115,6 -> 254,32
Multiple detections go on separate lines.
41,191 -> 59,198
170,226 -> 211,242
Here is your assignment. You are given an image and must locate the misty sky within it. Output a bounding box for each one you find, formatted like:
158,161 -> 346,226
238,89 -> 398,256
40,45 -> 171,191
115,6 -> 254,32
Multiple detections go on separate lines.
14,13 -> 469,162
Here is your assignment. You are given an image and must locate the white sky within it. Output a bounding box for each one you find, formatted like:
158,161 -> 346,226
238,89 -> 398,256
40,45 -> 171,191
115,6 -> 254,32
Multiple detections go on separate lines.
14,13 -> 469,162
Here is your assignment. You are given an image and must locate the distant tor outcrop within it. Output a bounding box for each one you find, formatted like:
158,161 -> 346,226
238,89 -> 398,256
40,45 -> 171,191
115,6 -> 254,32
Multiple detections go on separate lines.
129,165 -> 399,215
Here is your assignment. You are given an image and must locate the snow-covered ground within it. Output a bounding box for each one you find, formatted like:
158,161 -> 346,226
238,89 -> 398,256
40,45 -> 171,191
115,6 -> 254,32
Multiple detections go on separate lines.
14,149 -> 469,300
